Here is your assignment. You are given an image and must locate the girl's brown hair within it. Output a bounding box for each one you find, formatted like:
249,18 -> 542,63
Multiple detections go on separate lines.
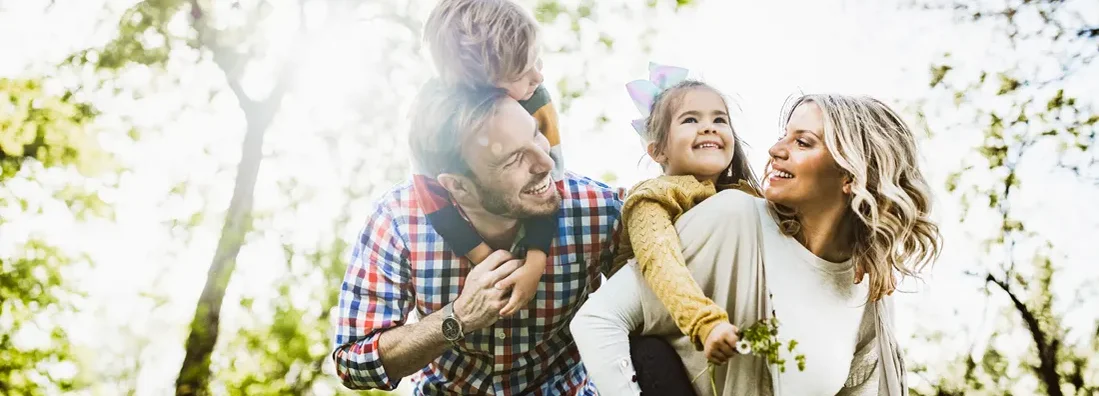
642,80 -> 760,192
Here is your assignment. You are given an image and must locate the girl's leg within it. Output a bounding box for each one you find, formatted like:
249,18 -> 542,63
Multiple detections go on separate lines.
628,335 -> 697,396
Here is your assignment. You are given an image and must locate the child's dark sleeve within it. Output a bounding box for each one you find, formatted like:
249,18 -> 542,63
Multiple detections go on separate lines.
411,175 -> 484,257
522,213 -> 557,253
427,205 -> 484,257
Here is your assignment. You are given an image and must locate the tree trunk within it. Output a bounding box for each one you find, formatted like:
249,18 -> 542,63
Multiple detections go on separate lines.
174,3 -> 294,392
175,114 -> 267,396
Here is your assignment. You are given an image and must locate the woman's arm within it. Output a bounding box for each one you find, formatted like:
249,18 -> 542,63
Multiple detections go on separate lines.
571,263 -> 648,396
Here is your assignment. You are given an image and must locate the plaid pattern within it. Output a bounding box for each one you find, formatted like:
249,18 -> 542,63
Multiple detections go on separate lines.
333,172 -> 622,395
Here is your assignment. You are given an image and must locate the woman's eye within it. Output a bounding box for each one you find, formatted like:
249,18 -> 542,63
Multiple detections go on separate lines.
797,139 -> 810,147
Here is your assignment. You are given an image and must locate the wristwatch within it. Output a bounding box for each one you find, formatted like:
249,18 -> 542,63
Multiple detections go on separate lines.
441,302 -> 465,346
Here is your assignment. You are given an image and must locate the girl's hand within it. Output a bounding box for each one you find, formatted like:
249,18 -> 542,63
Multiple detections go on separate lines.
703,322 -> 740,364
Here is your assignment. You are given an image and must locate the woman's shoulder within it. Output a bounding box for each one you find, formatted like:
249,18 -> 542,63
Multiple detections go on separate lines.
672,188 -> 765,240
697,188 -> 764,218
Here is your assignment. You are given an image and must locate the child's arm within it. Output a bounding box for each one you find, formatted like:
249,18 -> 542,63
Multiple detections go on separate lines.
495,249 -> 546,316
623,176 -> 729,350
495,214 -> 556,316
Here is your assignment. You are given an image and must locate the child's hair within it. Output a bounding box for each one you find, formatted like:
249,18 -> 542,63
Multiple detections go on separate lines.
643,80 -> 761,191
423,0 -> 540,88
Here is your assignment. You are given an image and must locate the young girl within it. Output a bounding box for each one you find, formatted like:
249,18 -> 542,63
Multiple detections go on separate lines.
613,63 -> 761,364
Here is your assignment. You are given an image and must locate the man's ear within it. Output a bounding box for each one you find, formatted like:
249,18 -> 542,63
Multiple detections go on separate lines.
646,141 -> 666,165
437,173 -> 477,201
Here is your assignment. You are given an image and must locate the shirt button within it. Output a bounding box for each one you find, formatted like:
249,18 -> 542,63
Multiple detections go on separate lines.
496,329 -> 506,340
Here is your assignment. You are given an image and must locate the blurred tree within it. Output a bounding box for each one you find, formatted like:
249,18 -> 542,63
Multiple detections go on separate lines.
909,0 -> 1098,394
74,0 -> 311,392
0,77 -> 109,394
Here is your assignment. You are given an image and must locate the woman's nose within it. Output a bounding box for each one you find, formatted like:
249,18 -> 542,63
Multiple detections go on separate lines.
768,140 -> 787,159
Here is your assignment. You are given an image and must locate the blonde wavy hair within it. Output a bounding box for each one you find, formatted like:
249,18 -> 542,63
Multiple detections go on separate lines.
769,94 -> 942,302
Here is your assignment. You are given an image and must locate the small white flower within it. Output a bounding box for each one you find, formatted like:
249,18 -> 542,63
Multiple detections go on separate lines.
735,340 -> 752,355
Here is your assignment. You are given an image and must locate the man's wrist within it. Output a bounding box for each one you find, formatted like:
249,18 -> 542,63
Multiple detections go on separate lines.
442,300 -> 468,345
451,297 -> 467,323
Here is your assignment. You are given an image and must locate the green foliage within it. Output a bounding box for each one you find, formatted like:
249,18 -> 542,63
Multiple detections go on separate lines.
218,238 -> 349,395
0,78 -> 106,395
0,78 -> 107,180
0,241 -> 84,396
0,64 -> 112,396
93,0 -> 189,70
735,317 -> 806,374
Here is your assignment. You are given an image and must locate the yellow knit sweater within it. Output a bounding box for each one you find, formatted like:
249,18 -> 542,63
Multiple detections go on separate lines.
612,175 -> 759,349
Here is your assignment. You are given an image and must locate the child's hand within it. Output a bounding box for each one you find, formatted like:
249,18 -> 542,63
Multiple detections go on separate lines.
494,250 -> 547,317
703,322 -> 740,364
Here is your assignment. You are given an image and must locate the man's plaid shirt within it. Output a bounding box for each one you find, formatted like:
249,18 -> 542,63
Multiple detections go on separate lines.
333,173 -> 622,395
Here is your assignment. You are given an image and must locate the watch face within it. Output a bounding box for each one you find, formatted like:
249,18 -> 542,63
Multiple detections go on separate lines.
442,318 -> 461,341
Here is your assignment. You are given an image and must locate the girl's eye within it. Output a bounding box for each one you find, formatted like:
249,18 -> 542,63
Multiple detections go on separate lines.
683,117 -> 698,123
714,117 -> 728,124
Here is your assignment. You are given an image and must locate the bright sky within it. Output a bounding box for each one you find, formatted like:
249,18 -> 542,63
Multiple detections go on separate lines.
1,0 -> 1097,395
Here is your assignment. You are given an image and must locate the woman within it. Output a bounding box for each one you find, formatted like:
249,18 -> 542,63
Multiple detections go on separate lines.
571,94 -> 941,396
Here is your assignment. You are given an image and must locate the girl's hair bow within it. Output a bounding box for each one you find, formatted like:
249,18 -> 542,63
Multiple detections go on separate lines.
625,62 -> 690,137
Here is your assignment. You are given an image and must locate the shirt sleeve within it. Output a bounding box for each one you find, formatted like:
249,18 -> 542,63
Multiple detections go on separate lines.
623,176 -> 729,349
570,262 -> 647,396
331,202 -> 412,390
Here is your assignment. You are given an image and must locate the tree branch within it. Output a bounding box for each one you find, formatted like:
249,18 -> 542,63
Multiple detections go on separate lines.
985,274 -> 1063,396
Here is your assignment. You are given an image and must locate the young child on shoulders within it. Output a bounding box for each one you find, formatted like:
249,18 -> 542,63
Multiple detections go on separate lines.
417,0 -> 566,316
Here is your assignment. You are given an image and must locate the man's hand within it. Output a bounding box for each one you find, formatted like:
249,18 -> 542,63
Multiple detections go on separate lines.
495,249 -> 548,316
703,322 -> 740,364
454,250 -> 523,331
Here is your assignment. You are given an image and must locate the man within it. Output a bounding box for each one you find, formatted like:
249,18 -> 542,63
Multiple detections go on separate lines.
331,81 -> 622,395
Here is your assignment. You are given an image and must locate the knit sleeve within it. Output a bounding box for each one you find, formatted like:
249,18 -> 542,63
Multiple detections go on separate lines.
621,175 -> 729,349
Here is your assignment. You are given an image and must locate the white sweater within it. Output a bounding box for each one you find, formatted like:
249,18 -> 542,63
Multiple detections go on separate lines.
758,197 -> 868,395
571,190 -> 906,396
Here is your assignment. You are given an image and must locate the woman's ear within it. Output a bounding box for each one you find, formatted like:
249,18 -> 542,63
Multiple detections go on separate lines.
842,174 -> 853,195
646,141 -> 666,165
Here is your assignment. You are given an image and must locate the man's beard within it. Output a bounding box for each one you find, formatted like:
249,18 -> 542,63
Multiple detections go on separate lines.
472,173 -> 560,218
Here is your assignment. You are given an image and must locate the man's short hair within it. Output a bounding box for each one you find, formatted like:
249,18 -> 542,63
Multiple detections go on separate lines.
408,80 -> 510,177
423,0 -> 540,88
